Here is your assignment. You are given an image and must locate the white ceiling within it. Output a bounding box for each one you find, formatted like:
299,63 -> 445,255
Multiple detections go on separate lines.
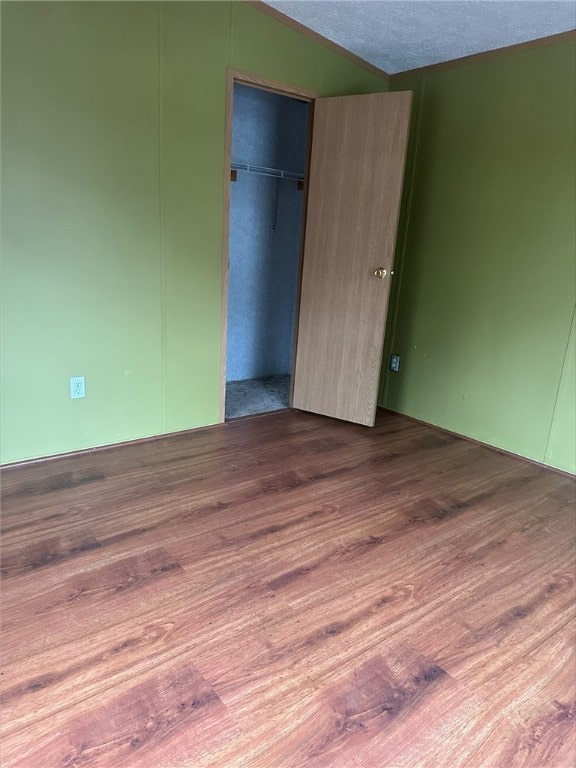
263,1 -> 576,74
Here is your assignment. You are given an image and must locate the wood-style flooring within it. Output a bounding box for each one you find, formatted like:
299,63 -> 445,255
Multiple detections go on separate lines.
1,409 -> 575,767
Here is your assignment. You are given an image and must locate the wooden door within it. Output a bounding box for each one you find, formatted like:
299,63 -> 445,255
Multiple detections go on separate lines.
292,91 -> 412,426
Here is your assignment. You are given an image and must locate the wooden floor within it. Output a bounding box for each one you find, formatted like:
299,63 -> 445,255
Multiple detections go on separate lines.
1,409 -> 575,768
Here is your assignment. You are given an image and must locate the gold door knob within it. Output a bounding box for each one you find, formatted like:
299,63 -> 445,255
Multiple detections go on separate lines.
374,267 -> 387,278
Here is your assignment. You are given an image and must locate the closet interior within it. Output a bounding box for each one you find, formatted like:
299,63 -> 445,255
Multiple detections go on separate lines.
225,83 -> 310,420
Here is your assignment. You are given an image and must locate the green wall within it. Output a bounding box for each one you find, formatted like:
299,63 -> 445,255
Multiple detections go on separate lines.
3,3 -> 574,474
545,308 -> 576,471
0,1 -> 388,464
381,39 -> 576,473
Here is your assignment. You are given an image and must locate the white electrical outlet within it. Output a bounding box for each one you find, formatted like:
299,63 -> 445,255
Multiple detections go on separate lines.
390,354 -> 401,373
70,376 -> 86,399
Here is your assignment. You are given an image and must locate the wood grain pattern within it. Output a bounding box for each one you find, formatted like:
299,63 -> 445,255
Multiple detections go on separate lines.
1,409 -> 575,767
292,92 -> 412,426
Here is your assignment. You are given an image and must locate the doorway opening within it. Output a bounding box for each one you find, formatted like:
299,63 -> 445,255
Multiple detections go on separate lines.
224,82 -> 311,420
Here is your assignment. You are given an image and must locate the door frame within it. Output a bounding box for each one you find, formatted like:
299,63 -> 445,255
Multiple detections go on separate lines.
219,69 -> 319,422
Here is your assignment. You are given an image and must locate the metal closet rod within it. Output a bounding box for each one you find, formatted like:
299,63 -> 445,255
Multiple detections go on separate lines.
231,162 -> 304,181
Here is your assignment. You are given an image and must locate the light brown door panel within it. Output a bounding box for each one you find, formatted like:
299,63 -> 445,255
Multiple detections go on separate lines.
292,91 -> 412,426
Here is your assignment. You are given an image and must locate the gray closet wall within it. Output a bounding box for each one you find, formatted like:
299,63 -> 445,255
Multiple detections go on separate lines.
226,84 -> 309,382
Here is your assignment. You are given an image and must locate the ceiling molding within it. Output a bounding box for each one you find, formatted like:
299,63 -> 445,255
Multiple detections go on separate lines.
251,2 -> 575,85
390,27 -> 576,81
246,1 -> 391,81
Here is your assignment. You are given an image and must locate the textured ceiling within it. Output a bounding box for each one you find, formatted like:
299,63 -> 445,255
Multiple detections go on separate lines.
263,1 -> 576,74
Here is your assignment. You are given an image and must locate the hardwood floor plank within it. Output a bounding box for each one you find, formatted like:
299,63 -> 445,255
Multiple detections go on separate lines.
1,409 -> 574,767
5,661 -> 237,768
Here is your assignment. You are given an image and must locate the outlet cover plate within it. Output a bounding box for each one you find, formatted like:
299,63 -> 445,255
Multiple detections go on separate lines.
70,376 -> 86,399
390,354 -> 401,373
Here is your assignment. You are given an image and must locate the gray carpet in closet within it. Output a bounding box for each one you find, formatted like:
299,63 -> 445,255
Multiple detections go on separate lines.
225,375 -> 291,420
